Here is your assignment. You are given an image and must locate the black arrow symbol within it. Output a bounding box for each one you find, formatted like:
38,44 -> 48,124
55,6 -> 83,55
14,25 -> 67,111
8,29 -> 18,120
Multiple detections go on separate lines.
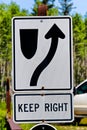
30,24 -> 65,86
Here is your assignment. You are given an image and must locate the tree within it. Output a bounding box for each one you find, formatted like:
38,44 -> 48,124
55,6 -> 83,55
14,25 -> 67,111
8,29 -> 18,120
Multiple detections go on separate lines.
72,13 -> 86,85
73,13 -> 85,44
42,0 -> 55,9
0,2 -> 29,87
58,0 -> 74,15
0,3 -> 10,86
31,0 -> 58,16
84,13 -> 87,41
42,0 -> 58,16
31,0 -> 41,16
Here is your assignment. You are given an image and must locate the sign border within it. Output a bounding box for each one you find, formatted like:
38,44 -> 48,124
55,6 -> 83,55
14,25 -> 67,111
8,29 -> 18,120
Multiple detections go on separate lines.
12,16 -> 73,91
30,123 -> 57,130
13,93 -> 73,123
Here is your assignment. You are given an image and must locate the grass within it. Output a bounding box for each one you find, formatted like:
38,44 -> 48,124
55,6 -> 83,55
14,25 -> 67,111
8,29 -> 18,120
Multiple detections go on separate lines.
19,119 -> 87,130
55,125 -> 87,130
0,100 -> 6,130
20,117 -> 87,130
0,100 -> 87,130
20,123 -> 87,130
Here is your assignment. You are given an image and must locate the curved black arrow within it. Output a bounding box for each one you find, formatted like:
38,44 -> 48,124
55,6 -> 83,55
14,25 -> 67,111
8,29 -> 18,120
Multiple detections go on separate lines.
30,24 -> 65,86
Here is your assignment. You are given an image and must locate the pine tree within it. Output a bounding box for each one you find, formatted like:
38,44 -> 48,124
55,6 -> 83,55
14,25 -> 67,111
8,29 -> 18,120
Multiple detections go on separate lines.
42,0 -> 55,9
31,0 -> 55,16
58,0 -> 74,15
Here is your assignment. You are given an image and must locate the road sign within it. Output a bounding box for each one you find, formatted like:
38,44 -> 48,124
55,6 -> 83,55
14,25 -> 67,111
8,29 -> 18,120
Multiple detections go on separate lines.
13,93 -> 73,123
30,124 -> 57,130
12,16 -> 73,91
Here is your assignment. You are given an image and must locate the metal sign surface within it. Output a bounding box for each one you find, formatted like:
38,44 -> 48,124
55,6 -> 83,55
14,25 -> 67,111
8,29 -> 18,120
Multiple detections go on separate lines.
30,124 -> 57,130
12,16 -> 73,91
13,93 -> 73,123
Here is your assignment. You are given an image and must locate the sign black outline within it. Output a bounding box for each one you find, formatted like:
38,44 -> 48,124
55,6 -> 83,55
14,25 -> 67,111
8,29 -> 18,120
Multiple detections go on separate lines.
30,124 -> 57,130
12,16 -> 72,91
13,93 -> 73,123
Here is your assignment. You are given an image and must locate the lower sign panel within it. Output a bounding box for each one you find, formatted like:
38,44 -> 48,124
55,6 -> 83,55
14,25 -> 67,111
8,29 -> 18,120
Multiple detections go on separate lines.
13,93 -> 73,123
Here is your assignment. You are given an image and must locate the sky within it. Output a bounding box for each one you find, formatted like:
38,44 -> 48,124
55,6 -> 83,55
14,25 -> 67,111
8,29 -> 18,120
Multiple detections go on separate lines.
0,0 -> 87,16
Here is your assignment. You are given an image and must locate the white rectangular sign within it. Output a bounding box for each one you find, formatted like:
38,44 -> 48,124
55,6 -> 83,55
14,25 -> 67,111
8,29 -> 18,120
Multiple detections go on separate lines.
13,93 -> 73,123
12,16 -> 73,91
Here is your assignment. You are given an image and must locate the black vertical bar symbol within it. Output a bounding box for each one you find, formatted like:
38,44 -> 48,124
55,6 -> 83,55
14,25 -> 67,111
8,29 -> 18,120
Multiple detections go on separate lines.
20,29 -> 38,59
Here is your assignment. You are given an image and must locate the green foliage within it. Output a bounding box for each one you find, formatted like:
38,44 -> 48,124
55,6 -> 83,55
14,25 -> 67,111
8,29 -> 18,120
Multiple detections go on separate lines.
20,123 -> 36,130
1,2 -> 87,129
31,0 -> 41,16
73,13 -> 85,44
31,0 -> 56,16
47,7 -> 58,16
84,13 -> 87,41
72,13 -> 87,85
0,0 -> 87,91
0,101 -> 6,130
42,0 -> 55,8
74,42 -> 85,84
0,2 -> 29,87
20,123 -> 87,130
58,0 -> 75,15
